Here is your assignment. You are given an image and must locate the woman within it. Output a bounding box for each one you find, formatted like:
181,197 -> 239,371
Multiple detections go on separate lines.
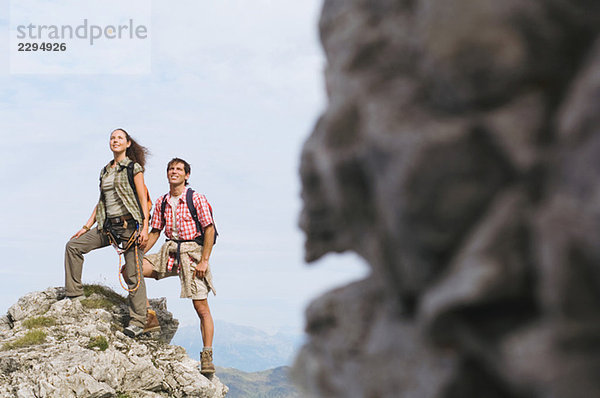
64,128 -> 155,338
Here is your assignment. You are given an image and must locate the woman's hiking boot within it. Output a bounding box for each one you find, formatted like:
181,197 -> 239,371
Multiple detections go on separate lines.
200,349 -> 216,374
144,309 -> 161,333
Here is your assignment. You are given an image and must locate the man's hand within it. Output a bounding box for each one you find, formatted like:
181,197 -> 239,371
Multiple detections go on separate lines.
195,259 -> 209,279
138,228 -> 149,249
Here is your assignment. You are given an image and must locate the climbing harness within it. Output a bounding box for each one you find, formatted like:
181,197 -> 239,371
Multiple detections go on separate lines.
105,219 -> 143,293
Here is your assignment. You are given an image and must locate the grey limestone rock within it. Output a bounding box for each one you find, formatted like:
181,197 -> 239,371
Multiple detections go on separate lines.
7,287 -> 65,323
0,287 -> 227,398
149,297 -> 179,344
294,0 -> 600,397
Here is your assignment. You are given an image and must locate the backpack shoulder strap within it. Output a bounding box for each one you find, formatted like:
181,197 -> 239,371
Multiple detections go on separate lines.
123,161 -> 145,220
99,165 -> 108,199
186,189 -> 203,234
187,189 -> 218,244
124,162 -> 136,191
99,165 -> 109,183
160,194 -> 169,227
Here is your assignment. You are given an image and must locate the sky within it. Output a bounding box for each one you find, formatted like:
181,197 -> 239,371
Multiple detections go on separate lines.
0,0 -> 369,336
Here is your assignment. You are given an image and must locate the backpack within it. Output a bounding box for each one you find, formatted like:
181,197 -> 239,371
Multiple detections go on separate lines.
160,188 -> 218,246
100,161 -> 152,220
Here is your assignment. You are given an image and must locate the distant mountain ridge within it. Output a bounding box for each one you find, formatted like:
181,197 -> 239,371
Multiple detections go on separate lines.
172,320 -> 304,372
216,366 -> 301,398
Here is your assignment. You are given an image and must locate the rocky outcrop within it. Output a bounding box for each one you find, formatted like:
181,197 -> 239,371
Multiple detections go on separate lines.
0,286 -> 228,398
294,1 -> 600,397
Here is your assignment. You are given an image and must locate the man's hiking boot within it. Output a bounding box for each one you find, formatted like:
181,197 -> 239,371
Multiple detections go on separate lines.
200,349 -> 216,375
144,309 -> 161,333
124,325 -> 144,338
67,295 -> 85,302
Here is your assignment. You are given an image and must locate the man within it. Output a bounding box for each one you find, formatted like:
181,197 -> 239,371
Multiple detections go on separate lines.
142,158 -> 217,374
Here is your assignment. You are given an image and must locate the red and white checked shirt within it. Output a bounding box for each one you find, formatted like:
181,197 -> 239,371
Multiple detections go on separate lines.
150,187 -> 214,271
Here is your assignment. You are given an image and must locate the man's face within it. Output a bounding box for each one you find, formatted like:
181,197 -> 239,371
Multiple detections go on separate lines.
167,162 -> 189,186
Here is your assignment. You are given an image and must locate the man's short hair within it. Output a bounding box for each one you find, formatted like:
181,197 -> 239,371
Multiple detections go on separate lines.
167,158 -> 191,186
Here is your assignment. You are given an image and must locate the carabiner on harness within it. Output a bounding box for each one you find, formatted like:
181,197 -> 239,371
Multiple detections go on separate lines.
105,220 -> 143,293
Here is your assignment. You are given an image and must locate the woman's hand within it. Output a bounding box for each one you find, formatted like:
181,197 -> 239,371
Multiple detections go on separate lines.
70,228 -> 88,240
72,207 -> 96,241
138,228 -> 149,249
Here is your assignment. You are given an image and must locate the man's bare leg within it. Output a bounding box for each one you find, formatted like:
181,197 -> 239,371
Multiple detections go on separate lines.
142,258 -> 158,279
193,299 -> 215,374
193,299 -> 214,347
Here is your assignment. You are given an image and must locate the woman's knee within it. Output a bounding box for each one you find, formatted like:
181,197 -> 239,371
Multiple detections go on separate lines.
65,239 -> 80,254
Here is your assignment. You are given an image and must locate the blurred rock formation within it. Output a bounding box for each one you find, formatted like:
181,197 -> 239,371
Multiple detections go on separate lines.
294,0 -> 600,396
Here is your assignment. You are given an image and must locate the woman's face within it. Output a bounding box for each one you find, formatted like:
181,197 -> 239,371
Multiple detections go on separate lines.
109,130 -> 131,154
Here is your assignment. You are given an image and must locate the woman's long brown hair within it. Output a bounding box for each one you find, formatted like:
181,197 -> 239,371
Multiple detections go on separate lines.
112,128 -> 150,167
